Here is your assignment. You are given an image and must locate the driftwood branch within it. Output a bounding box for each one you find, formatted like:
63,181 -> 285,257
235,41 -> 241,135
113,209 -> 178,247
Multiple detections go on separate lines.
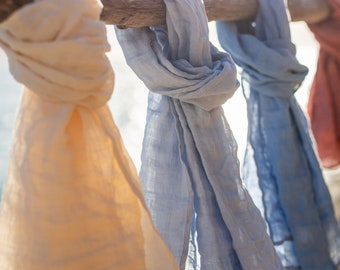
0,0 -> 331,27
287,0 -> 331,24
0,0 -> 34,23
100,0 -> 259,28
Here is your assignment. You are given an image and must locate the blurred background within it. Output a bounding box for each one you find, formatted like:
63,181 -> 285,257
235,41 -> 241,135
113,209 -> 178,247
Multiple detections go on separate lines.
1,21 -> 339,219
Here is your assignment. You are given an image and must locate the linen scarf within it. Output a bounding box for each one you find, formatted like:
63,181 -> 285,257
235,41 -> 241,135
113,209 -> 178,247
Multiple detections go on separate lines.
0,0 -> 178,269
308,0 -> 340,169
216,0 -> 340,269
115,0 -> 283,269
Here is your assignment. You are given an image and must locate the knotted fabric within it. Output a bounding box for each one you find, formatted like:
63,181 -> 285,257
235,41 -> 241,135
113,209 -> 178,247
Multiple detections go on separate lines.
217,0 -> 340,269
0,0 -> 178,269
308,0 -> 340,169
115,0 -> 283,269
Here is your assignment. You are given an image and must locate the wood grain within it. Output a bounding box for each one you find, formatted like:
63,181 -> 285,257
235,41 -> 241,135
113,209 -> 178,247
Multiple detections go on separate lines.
0,0 -> 331,26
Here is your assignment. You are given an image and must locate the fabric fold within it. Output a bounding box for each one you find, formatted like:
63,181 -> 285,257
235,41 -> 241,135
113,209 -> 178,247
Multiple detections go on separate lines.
216,0 -> 340,269
307,0 -> 340,169
0,0 -> 178,269
116,0 -> 283,269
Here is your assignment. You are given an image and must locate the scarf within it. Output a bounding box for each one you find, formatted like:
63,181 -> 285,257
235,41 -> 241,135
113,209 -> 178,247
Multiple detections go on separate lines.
216,0 -> 340,268
115,0 -> 283,269
0,0 -> 178,268
308,0 -> 340,169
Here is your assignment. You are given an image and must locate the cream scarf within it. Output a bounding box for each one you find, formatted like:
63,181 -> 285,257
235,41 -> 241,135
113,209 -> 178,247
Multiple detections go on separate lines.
0,0 -> 177,269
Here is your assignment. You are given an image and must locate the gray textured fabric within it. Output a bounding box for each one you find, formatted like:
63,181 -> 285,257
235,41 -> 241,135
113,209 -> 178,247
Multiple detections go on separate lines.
115,0 -> 284,269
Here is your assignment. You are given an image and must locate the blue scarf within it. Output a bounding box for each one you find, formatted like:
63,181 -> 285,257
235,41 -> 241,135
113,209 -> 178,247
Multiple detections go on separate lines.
216,0 -> 340,269
115,0 -> 283,269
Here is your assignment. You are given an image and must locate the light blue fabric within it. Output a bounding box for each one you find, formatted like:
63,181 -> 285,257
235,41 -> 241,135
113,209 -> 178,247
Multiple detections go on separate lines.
115,0 -> 284,269
216,0 -> 340,269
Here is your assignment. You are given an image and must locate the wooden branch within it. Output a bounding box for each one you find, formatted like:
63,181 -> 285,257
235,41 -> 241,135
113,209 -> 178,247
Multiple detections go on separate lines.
0,0 -> 331,27
0,0 -> 33,23
287,0 -> 331,24
100,0 -> 259,28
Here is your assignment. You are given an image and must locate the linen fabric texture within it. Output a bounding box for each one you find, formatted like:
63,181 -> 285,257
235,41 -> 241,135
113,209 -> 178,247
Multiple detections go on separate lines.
308,0 -> 340,169
216,0 -> 340,269
0,0 -> 178,269
116,0 -> 283,269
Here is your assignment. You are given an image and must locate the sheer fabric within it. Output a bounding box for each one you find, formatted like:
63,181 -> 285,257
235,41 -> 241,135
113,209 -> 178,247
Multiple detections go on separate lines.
0,0 -> 178,269
216,0 -> 340,269
308,0 -> 340,169
115,0 -> 283,269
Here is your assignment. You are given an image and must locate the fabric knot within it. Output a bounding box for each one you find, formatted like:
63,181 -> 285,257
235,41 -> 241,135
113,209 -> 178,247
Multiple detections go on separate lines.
116,0 -> 239,112
309,0 -> 340,61
0,0 -> 114,109
116,27 -> 238,112
307,0 -> 340,168
0,0 -> 180,268
116,0 -> 284,268
217,0 -> 308,98
217,0 -> 340,268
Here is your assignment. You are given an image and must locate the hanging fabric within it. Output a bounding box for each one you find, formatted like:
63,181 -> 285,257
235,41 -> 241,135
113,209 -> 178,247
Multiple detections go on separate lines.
216,0 -> 340,269
307,0 -> 340,169
0,0 -> 178,269
115,0 -> 283,269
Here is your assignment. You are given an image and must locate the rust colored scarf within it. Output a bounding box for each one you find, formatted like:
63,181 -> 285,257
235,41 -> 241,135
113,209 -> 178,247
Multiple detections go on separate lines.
308,0 -> 340,168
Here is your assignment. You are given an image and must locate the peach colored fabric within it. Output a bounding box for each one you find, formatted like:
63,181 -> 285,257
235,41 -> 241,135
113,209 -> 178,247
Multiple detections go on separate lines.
0,0 -> 178,269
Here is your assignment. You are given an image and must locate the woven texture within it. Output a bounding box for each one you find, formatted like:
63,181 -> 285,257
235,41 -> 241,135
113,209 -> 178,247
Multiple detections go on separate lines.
0,0 -> 178,269
116,0 -> 283,269
308,0 -> 340,169
216,0 -> 340,269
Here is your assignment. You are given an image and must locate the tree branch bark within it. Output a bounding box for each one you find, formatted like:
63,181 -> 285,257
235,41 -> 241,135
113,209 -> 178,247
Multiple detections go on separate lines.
0,0 -> 331,27
287,0 -> 331,24
0,0 -> 33,24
